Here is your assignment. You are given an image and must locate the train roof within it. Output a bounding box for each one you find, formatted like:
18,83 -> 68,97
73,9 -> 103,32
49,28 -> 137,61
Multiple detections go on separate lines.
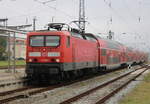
27,31 -> 71,36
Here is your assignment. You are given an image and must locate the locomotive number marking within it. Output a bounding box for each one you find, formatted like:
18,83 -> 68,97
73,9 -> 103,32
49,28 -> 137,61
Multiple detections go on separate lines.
42,52 -> 47,57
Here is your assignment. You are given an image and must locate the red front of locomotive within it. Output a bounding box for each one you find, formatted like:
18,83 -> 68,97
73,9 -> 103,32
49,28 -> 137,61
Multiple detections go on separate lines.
26,31 -> 72,79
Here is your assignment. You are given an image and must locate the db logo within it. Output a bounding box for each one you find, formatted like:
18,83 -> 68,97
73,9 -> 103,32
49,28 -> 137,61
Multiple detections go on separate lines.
42,52 -> 47,57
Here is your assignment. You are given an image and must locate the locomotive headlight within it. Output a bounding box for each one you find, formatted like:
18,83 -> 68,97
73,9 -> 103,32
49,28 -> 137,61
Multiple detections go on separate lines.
51,58 -> 60,63
48,52 -> 60,57
28,58 -> 33,62
55,59 -> 60,62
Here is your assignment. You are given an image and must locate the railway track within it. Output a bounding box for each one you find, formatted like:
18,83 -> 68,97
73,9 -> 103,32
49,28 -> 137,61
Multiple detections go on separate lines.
95,66 -> 149,104
0,79 -> 27,88
60,65 -> 149,104
0,64 -> 147,104
0,66 -> 25,70
0,84 -> 61,104
0,70 -> 106,104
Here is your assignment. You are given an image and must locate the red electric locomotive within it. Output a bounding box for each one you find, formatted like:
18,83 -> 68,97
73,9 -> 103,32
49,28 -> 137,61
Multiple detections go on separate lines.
26,23 -> 99,80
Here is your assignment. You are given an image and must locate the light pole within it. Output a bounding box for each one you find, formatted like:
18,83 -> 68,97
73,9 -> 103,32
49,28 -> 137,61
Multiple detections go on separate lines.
13,32 -> 16,73
33,17 -> 37,31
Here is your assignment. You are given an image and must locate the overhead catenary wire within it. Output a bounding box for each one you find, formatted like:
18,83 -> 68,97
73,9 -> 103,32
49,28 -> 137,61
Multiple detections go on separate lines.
0,0 -> 77,31
103,0 -> 148,50
36,0 -> 57,4
34,0 -> 76,20
121,0 -> 143,36
2,0 -> 75,25
103,0 -> 138,34
122,0 -> 146,40
123,0 -> 140,22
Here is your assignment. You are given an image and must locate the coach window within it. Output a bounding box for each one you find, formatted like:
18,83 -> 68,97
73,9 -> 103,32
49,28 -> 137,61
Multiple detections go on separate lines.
101,49 -> 106,56
66,36 -> 70,47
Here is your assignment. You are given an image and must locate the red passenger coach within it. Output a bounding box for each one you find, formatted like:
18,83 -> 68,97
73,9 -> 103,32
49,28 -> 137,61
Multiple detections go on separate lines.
96,37 -> 125,70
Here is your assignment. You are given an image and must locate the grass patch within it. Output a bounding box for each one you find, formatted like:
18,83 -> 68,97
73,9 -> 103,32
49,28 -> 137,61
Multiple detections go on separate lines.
0,60 -> 26,67
119,72 -> 150,104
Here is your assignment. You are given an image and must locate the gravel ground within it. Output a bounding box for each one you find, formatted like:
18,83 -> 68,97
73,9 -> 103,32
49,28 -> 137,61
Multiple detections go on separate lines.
11,66 -> 141,104
0,87 -> 44,100
71,68 -> 146,104
0,79 -> 27,93
0,68 -> 26,92
105,69 -> 150,104
0,68 -> 25,81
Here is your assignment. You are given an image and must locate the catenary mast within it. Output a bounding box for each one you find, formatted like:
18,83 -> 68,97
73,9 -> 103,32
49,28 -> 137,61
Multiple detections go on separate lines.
72,0 -> 86,33
78,0 -> 85,32
79,0 -> 85,32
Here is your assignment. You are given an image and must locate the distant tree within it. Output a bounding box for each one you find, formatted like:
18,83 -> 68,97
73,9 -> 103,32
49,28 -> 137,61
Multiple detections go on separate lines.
0,37 -> 7,60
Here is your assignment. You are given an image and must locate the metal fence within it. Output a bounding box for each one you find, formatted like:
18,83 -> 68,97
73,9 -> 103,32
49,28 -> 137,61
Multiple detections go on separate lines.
0,27 -> 27,72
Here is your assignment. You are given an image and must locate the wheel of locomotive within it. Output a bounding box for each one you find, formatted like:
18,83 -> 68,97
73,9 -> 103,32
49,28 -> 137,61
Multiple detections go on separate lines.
100,66 -> 107,72
77,69 -> 83,77
61,71 -> 70,81
92,67 -> 98,74
82,68 -> 89,76
26,75 -> 33,85
72,70 -> 78,79
68,70 -> 77,80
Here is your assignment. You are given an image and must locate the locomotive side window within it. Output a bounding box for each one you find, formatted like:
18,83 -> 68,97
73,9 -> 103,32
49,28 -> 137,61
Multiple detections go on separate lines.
66,36 -> 70,47
46,36 -> 60,46
30,36 -> 44,46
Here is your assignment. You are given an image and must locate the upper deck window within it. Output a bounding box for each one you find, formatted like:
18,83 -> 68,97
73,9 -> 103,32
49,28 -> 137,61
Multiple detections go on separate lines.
30,35 -> 60,47
85,35 -> 97,42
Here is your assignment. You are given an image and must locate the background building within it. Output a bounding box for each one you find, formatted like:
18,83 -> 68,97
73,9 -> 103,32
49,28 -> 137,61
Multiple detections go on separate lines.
9,37 -> 26,59
0,35 -> 26,60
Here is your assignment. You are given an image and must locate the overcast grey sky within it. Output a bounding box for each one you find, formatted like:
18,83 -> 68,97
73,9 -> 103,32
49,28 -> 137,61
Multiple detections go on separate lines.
0,0 -> 150,52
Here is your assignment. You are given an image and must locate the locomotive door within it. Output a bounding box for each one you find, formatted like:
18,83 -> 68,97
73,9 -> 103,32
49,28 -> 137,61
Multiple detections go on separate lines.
72,42 -> 76,70
97,43 -> 101,68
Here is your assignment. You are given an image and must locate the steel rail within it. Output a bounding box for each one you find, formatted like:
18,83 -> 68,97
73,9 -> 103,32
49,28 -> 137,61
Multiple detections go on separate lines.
0,86 -> 34,96
0,65 -> 147,104
0,85 -> 58,104
95,66 -> 149,104
60,65 -> 148,104
0,79 -> 27,88
0,69 -> 108,104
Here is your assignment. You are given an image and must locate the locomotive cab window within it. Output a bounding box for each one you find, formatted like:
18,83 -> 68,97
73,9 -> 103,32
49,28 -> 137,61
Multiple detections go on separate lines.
66,36 -> 70,47
30,35 -> 60,47
46,36 -> 60,46
30,36 -> 44,46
